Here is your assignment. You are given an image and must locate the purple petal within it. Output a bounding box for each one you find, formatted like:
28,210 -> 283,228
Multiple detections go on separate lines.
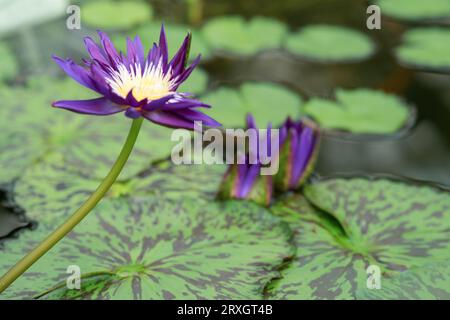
52,56 -> 96,91
84,37 -> 108,65
98,31 -> 120,65
291,126 -> 316,186
159,24 -> 168,66
143,110 -> 197,129
239,164 -> 260,198
52,97 -> 123,115
169,33 -> 191,76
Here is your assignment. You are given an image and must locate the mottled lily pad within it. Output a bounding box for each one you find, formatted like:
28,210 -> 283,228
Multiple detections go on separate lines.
1,197 -> 292,299
396,28 -> 450,73
13,159 -> 226,228
82,0 -> 153,30
0,42 -> 18,82
303,88 -> 412,134
268,177 -> 450,299
113,22 -> 211,61
0,76 -> 174,185
357,260 -> 450,299
203,82 -> 303,128
201,16 -> 288,56
285,25 -> 375,63
375,0 -> 450,22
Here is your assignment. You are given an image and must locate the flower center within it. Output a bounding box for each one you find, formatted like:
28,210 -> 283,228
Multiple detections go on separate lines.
106,61 -> 174,102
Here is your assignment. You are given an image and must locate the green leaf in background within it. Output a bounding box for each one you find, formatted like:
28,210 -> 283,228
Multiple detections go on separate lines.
113,22 -> 212,62
268,177 -> 450,299
1,197 -> 292,299
177,67 -> 208,94
0,42 -> 18,82
82,0 -> 153,30
396,28 -> 450,73
303,88 -> 411,134
203,82 -> 303,128
285,25 -> 375,63
357,260 -> 450,299
375,0 -> 450,22
0,76 -> 174,186
201,16 -> 288,56
13,159 -> 226,228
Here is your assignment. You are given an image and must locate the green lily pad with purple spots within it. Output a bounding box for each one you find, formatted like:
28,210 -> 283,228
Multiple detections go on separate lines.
0,197 -> 293,299
13,159 -> 226,228
357,260 -> 450,299
0,76 -> 175,185
268,178 -> 450,299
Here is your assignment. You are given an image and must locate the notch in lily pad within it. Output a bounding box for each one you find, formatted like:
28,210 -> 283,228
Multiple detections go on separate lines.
374,0 -> 450,23
82,0 -> 153,30
303,88 -> 415,137
396,28 -> 450,74
202,82 -> 303,128
201,16 -> 288,56
285,25 -> 376,63
268,175 -> 450,299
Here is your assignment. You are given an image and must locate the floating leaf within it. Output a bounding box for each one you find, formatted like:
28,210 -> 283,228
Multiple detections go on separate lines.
1,197 -> 292,299
82,0 -> 153,30
357,260 -> 450,299
13,159 -> 226,228
201,16 -> 288,55
113,22 -> 212,61
268,177 -> 450,299
285,25 -> 375,63
396,28 -> 450,73
0,42 -> 18,82
375,0 -> 450,22
203,82 -> 303,128
303,88 -> 412,134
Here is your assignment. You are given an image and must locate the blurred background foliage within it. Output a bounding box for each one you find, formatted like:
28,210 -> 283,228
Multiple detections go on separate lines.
1,0 -> 449,186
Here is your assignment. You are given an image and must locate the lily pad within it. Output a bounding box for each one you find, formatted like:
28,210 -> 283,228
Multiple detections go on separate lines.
13,159 -> 227,228
375,0 -> 450,22
1,197 -> 292,299
202,82 -> 303,128
357,260 -> 450,299
303,88 -> 412,134
201,16 -> 288,56
396,28 -> 450,73
285,25 -> 376,63
0,42 -> 18,82
0,76 -> 174,186
268,177 -> 450,299
82,0 -> 153,30
113,22 -> 211,62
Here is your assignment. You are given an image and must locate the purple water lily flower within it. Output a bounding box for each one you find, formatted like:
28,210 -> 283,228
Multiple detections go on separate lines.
218,114 -> 273,206
275,117 -> 320,191
52,25 -> 220,129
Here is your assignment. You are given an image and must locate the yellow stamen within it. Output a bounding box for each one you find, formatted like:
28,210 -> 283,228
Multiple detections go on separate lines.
106,60 -> 175,102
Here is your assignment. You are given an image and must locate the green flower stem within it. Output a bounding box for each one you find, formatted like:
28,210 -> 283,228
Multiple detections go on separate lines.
0,117 -> 144,294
